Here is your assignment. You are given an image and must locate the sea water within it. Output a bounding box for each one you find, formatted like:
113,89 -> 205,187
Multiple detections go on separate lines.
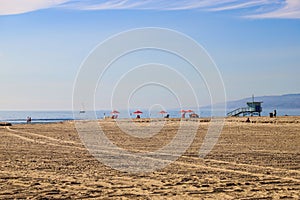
1,109 -> 299,124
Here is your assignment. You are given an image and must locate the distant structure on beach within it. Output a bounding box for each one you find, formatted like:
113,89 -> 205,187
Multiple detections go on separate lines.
227,95 -> 263,117
79,103 -> 85,114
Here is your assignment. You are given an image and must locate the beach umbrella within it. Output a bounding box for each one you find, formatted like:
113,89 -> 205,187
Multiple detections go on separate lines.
111,110 -> 120,114
180,109 -> 187,113
159,110 -> 167,114
133,110 -> 143,118
111,110 -> 120,119
159,110 -> 167,117
133,110 -> 143,114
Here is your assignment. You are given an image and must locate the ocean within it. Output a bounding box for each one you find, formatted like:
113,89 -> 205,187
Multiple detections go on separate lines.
1,109 -> 299,124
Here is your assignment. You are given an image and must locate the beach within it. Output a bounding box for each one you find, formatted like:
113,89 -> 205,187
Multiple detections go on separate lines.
0,117 -> 299,199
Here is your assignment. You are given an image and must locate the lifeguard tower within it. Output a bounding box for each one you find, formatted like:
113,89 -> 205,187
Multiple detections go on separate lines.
227,96 -> 263,117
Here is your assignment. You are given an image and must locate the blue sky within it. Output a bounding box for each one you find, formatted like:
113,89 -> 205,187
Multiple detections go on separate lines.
0,0 -> 300,110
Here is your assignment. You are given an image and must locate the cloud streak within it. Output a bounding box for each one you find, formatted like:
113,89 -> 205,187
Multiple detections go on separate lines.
246,0 -> 300,19
1,0 -> 300,19
0,0 -> 69,15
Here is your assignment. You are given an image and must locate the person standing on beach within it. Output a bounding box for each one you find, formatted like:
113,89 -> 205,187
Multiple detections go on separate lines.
274,109 -> 277,117
26,116 -> 31,124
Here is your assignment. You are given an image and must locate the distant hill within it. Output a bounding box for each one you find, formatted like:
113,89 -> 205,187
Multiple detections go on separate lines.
202,93 -> 300,110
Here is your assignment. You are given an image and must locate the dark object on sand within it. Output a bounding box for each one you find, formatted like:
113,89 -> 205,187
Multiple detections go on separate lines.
164,114 -> 170,118
246,118 -> 250,123
27,116 -> 32,124
269,113 -> 274,118
189,113 -> 199,118
0,122 -> 12,126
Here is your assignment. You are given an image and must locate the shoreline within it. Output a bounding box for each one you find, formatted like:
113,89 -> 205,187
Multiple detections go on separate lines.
2,115 -> 300,125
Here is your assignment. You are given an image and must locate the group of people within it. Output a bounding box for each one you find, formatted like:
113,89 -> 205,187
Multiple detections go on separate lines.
181,113 -> 199,118
103,113 -> 119,119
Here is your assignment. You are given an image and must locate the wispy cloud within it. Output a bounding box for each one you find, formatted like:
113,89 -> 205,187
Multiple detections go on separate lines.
0,0 -> 300,19
246,0 -> 300,19
0,0 -> 69,15
208,1 -> 273,12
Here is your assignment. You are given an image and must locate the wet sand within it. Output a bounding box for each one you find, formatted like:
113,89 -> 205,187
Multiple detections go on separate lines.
0,116 -> 299,199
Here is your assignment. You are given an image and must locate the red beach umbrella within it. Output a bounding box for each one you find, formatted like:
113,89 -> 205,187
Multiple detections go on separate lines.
159,110 -> 167,117
133,110 -> 143,114
111,110 -> 120,119
111,110 -> 120,114
186,109 -> 194,113
133,110 -> 143,119
180,109 -> 187,113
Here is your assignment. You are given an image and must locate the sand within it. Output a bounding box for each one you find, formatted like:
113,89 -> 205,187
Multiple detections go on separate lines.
0,116 -> 299,199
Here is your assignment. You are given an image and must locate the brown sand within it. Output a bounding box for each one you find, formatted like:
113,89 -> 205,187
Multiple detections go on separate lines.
0,116 -> 299,199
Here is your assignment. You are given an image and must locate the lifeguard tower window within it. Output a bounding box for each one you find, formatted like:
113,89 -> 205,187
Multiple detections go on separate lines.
247,102 -> 263,112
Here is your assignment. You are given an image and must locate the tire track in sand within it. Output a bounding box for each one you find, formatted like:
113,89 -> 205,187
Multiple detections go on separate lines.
5,126 -> 85,150
4,126 -> 300,183
6,126 -> 82,146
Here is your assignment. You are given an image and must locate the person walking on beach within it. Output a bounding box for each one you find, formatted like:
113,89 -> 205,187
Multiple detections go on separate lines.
26,116 -> 31,124
273,109 -> 277,117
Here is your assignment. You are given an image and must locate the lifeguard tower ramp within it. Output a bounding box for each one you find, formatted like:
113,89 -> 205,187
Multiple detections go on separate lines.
227,101 -> 263,117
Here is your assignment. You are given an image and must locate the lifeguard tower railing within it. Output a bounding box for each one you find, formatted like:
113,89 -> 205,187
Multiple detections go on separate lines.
227,107 -> 255,117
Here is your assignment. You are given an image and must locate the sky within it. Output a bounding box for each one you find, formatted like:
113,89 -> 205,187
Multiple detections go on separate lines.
0,0 -> 300,111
